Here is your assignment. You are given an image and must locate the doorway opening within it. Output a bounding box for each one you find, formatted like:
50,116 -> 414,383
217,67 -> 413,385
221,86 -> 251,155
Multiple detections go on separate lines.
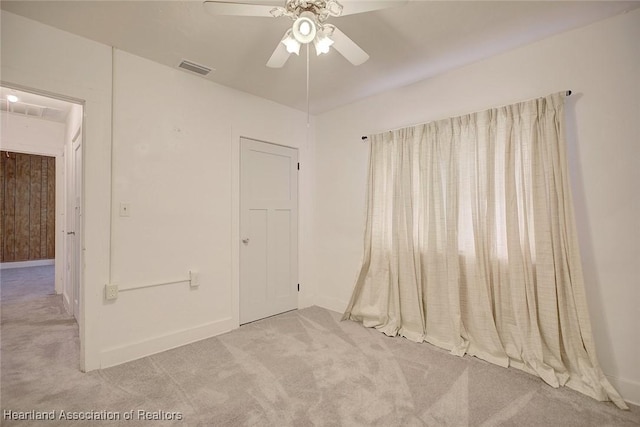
1,84 -> 84,336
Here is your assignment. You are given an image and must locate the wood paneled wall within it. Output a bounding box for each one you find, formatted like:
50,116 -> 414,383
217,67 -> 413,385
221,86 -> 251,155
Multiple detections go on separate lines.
0,151 -> 55,262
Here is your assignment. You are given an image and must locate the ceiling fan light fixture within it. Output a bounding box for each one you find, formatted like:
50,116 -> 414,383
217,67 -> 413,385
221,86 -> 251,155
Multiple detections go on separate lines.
299,21 -> 312,36
281,30 -> 301,55
313,31 -> 334,55
292,11 -> 317,44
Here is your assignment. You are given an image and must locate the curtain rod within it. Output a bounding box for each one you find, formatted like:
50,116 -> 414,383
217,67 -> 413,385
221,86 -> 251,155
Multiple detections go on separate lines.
361,90 -> 572,141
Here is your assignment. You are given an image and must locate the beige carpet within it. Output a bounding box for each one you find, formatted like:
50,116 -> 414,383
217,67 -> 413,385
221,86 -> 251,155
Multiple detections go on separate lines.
2,266 -> 639,426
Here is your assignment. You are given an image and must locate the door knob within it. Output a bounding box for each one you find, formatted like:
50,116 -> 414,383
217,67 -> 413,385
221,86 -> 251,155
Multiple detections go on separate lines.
242,238 -> 250,244
67,231 -> 76,235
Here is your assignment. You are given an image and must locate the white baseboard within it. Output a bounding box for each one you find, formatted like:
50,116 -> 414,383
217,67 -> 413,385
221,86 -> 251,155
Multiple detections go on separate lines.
298,294 -> 316,309
100,317 -> 235,369
606,374 -> 640,406
1,259 -> 54,270
314,295 -> 348,315
62,293 -> 72,316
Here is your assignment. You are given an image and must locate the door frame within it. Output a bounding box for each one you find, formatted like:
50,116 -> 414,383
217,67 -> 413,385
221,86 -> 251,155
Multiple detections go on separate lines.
231,134 -> 299,328
239,138 -> 299,324
1,81 -> 85,359
71,126 -> 83,319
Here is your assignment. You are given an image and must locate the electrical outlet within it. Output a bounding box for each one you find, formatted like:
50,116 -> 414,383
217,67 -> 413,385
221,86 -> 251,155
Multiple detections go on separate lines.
189,270 -> 199,287
105,284 -> 118,300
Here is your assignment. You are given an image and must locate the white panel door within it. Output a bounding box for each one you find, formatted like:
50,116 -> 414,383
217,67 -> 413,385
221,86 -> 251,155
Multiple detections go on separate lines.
240,138 -> 298,324
65,133 -> 82,321
63,149 -> 74,316
72,139 -> 82,320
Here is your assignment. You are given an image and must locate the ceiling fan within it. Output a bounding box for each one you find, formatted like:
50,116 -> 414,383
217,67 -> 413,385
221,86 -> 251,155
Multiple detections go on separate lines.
203,0 -> 408,68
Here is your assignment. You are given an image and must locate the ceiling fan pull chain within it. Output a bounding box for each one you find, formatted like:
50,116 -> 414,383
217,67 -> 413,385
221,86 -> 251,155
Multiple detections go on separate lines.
306,43 -> 310,127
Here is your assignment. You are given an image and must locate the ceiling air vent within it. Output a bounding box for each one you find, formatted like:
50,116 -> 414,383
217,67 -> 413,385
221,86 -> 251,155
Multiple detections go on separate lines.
178,60 -> 213,76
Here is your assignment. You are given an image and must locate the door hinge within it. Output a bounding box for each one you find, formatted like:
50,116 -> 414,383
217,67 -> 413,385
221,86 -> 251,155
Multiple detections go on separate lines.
297,283 -> 300,292
297,162 -> 300,170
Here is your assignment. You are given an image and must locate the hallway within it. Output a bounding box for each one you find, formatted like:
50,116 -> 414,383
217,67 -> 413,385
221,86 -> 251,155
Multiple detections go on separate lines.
1,265 -> 82,399
2,265 -> 59,302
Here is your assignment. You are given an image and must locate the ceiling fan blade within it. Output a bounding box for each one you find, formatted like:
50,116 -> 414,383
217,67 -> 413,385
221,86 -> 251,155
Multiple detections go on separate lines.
266,40 -> 291,68
330,26 -> 369,66
339,0 -> 408,16
203,1 -> 280,17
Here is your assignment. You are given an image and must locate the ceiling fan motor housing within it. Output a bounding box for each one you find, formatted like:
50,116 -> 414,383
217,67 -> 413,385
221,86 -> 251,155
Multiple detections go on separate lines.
292,11 -> 318,43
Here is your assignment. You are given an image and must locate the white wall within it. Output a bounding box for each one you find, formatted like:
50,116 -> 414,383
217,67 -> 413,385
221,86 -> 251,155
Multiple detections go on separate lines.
2,10 -> 114,371
0,111 -> 65,155
103,49 -> 312,366
1,10 -> 314,370
313,9 -> 640,405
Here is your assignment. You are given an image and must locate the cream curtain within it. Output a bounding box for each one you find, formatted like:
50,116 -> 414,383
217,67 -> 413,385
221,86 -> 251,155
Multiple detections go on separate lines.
343,92 -> 627,409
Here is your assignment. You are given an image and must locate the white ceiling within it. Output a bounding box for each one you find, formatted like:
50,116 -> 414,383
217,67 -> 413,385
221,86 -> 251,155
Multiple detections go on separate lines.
2,1 -> 638,114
